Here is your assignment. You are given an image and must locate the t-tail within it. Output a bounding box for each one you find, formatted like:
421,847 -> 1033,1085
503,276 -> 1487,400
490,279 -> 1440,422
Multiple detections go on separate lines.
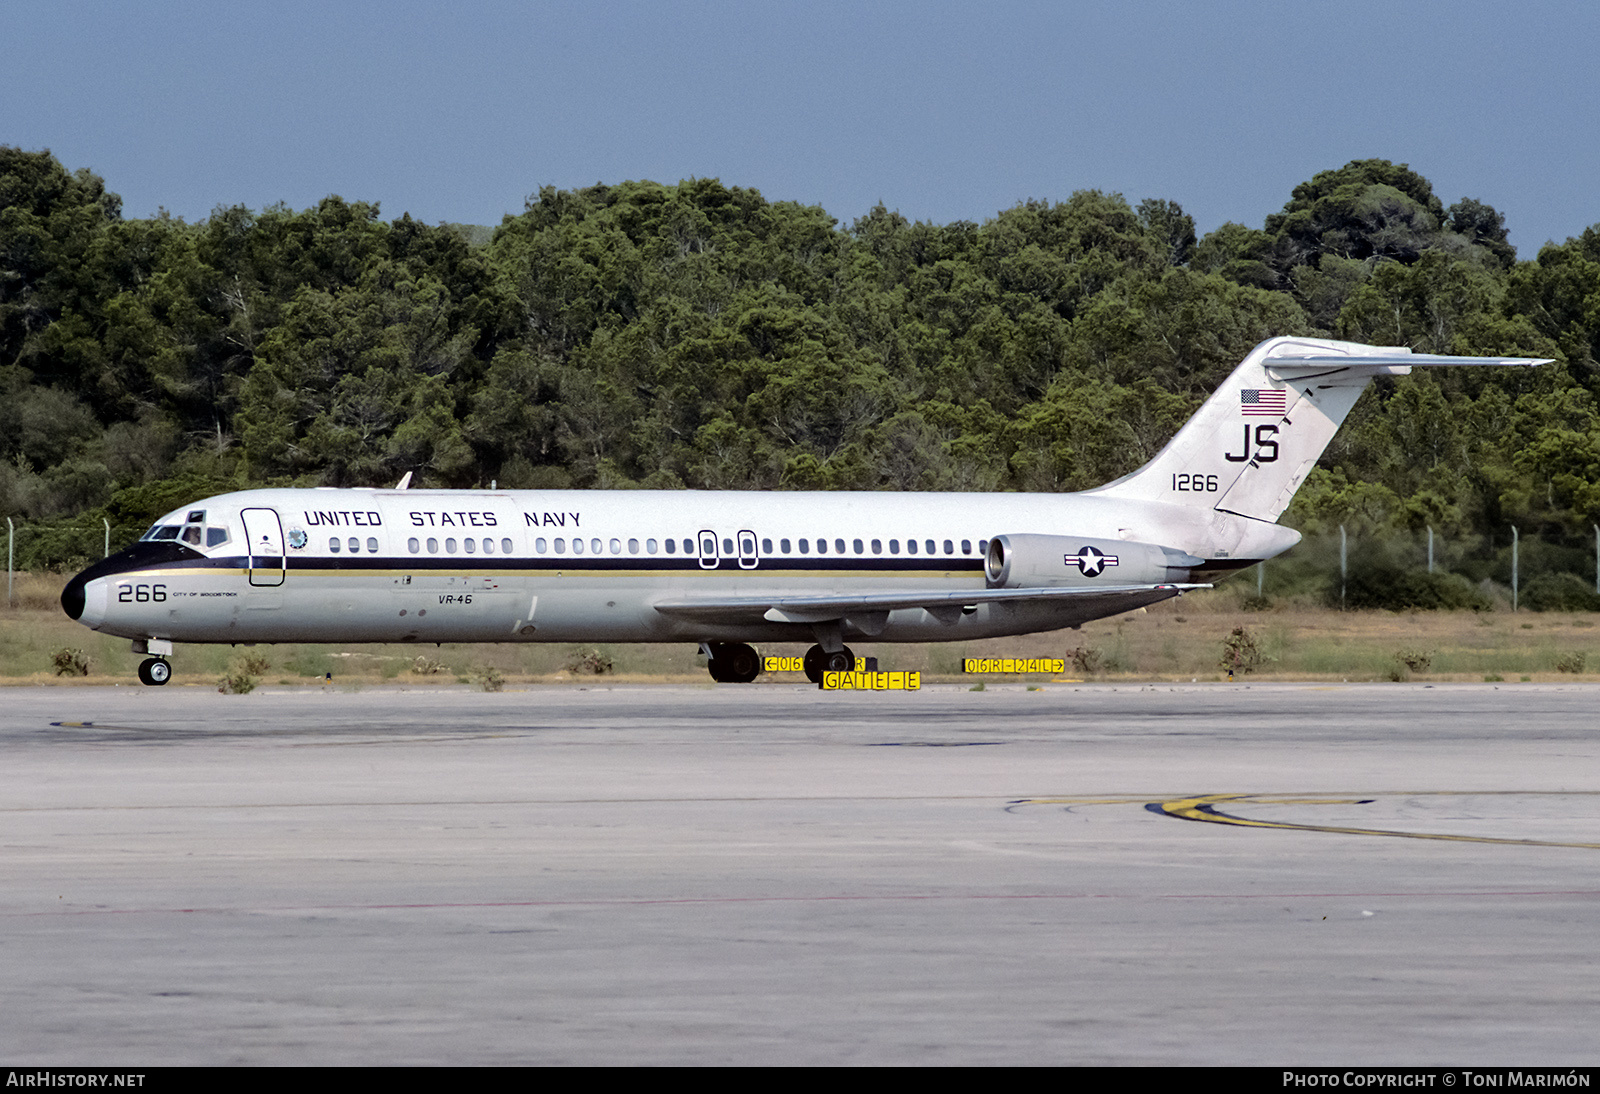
1091,336 -> 1549,526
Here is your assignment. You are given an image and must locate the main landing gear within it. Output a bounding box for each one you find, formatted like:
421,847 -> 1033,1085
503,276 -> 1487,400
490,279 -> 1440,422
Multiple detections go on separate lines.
137,658 -> 172,686
705,642 -> 762,683
802,644 -> 854,684
701,642 -> 857,684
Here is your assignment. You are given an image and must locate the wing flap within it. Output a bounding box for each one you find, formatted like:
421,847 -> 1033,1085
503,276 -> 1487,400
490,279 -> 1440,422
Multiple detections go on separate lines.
653,583 -> 1210,623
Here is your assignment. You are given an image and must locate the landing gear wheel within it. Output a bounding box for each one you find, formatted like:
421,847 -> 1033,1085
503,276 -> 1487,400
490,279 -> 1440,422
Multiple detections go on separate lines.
138,658 -> 171,686
706,642 -> 761,683
804,644 -> 855,682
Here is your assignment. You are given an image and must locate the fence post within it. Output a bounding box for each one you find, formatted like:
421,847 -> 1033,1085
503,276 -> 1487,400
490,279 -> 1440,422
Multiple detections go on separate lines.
1427,525 -> 1434,574
6,517 -> 12,605
1512,525 -> 1519,612
104,518 -> 110,558
1257,561 -> 1264,598
1340,524 -> 1347,611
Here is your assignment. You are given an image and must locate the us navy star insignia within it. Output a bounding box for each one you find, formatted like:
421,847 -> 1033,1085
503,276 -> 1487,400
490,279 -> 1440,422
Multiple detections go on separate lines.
1065,545 -> 1119,577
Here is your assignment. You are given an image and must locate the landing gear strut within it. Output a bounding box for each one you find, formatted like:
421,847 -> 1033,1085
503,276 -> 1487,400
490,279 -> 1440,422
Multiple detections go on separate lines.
802,644 -> 854,684
705,642 -> 762,683
137,658 -> 171,686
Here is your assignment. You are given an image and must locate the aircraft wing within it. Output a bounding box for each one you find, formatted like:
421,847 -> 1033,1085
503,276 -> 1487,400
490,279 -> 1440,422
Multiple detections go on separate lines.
653,583 -> 1210,627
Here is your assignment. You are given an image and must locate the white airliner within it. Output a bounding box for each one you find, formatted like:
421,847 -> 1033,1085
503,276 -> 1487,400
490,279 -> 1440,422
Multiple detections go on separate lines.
62,336 -> 1547,685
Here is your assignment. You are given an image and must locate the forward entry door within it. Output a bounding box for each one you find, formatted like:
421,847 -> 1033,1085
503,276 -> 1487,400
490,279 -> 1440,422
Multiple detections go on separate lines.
241,507 -> 286,587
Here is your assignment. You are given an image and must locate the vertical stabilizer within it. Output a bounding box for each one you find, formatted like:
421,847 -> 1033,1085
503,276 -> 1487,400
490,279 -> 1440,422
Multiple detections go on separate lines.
1090,337 -> 1548,523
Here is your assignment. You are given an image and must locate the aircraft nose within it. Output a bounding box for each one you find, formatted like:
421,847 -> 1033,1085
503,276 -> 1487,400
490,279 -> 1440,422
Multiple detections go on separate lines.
61,539 -> 204,627
61,573 -> 107,627
61,570 -> 88,620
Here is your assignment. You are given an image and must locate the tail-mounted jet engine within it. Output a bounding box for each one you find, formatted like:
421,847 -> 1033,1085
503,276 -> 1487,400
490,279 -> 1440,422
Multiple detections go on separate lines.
985,533 -> 1203,589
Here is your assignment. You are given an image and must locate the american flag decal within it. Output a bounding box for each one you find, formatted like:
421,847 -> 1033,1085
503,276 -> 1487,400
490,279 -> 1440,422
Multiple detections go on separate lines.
1241,388 -> 1287,416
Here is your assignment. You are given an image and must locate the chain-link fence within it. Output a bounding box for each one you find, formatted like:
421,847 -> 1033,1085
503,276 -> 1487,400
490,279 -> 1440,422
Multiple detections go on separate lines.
1250,524 -> 1600,611
5,517 -> 148,586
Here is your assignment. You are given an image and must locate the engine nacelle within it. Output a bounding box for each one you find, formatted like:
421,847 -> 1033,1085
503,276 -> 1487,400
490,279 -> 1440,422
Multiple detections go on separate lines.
984,533 -> 1203,589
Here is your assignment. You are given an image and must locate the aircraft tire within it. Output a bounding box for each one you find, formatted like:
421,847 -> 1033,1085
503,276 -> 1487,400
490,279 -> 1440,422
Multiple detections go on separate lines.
803,645 -> 856,682
706,642 -> 761,684
822,647 -> 855,675
803,645 -> 825,684
138,658 -> 171,687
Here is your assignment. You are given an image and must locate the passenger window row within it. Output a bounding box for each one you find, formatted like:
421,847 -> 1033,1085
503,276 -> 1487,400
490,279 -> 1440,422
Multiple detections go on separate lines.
393,536 -> 988,559
523,537 -> 983,557
407,537 -> 515,555
332,537 -> 382,554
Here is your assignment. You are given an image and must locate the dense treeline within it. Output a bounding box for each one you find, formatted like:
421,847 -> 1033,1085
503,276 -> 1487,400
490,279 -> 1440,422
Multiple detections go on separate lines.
4,148 -> 1600,593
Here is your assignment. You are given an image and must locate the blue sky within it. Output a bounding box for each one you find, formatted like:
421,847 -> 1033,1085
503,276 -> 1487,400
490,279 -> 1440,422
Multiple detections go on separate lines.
9,0 -> 1596,254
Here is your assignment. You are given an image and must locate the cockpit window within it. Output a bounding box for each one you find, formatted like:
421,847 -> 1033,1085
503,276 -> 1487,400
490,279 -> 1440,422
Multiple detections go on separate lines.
206,527 -> 229,548
142,525 -> 181,541
181,526 -> 203,546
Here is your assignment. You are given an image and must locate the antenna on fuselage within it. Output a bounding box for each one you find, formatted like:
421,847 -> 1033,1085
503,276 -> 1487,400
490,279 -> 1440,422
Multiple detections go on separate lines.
395,472 -> 413,490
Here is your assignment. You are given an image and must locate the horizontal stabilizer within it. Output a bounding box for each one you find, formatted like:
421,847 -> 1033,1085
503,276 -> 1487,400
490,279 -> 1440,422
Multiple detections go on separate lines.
1265,350 -> 1552,381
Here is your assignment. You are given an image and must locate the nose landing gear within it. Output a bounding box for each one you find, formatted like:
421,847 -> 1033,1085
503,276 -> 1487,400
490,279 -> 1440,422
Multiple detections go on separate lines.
137,658 -> 172,686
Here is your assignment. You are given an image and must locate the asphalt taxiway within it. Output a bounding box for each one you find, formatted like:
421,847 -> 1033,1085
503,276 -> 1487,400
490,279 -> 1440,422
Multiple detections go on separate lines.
3,682 -> 1598,1065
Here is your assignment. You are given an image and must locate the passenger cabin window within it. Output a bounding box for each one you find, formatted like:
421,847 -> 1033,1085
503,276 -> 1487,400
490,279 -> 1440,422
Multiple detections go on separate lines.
329,537 -> 341,553
464,538 -> 475,554
427,538 -> 439,553
815,538 -> 826,554
502,538 -> 513,554
646,538 -> 657,554
835,539 -> 846,554
943,539 -> 954,555
664,538 -> 674,554
780,538 -> 791,553
408,538 -> 420,553
348,537 -> 361,554
962,540 -> 972,554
